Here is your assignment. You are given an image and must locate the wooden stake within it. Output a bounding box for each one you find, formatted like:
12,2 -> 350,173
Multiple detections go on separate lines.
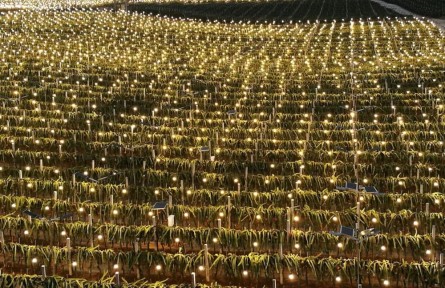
227,196 -> 231,229
245,167 -> 248,192
191,272 -> 196,288
191,162 -> 195,189
115,272 -> 120,286
180,180 -> 184,203
41,265 -> 46,280
291,199 -> 294,230
204,244 -> 210,282
135,238 -> 140,278
208,141 -> 212,159
279,243 -> 283,285
286,218 -> 291,241
88,214 -> 93,247
432,225 -> 437,261
67,238 -> 72,276
152,216 -> 157,251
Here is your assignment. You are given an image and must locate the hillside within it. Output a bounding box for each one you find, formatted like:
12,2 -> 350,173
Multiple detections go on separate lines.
0,2 -> 444,288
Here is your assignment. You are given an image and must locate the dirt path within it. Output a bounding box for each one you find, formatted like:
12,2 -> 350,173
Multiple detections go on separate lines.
370,0 -> 445,32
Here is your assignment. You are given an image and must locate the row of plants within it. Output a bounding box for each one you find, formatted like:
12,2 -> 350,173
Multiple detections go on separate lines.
2,242 -> 445,287
1,173 -> 442,199
2,128 -> 445,154
1,193 -> 444,232
0,215 -> 443,260
0,273 -> 183,288
1,188 -> 444,214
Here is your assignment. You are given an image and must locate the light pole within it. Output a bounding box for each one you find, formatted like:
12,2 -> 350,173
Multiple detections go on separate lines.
330,226 -> 379,288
